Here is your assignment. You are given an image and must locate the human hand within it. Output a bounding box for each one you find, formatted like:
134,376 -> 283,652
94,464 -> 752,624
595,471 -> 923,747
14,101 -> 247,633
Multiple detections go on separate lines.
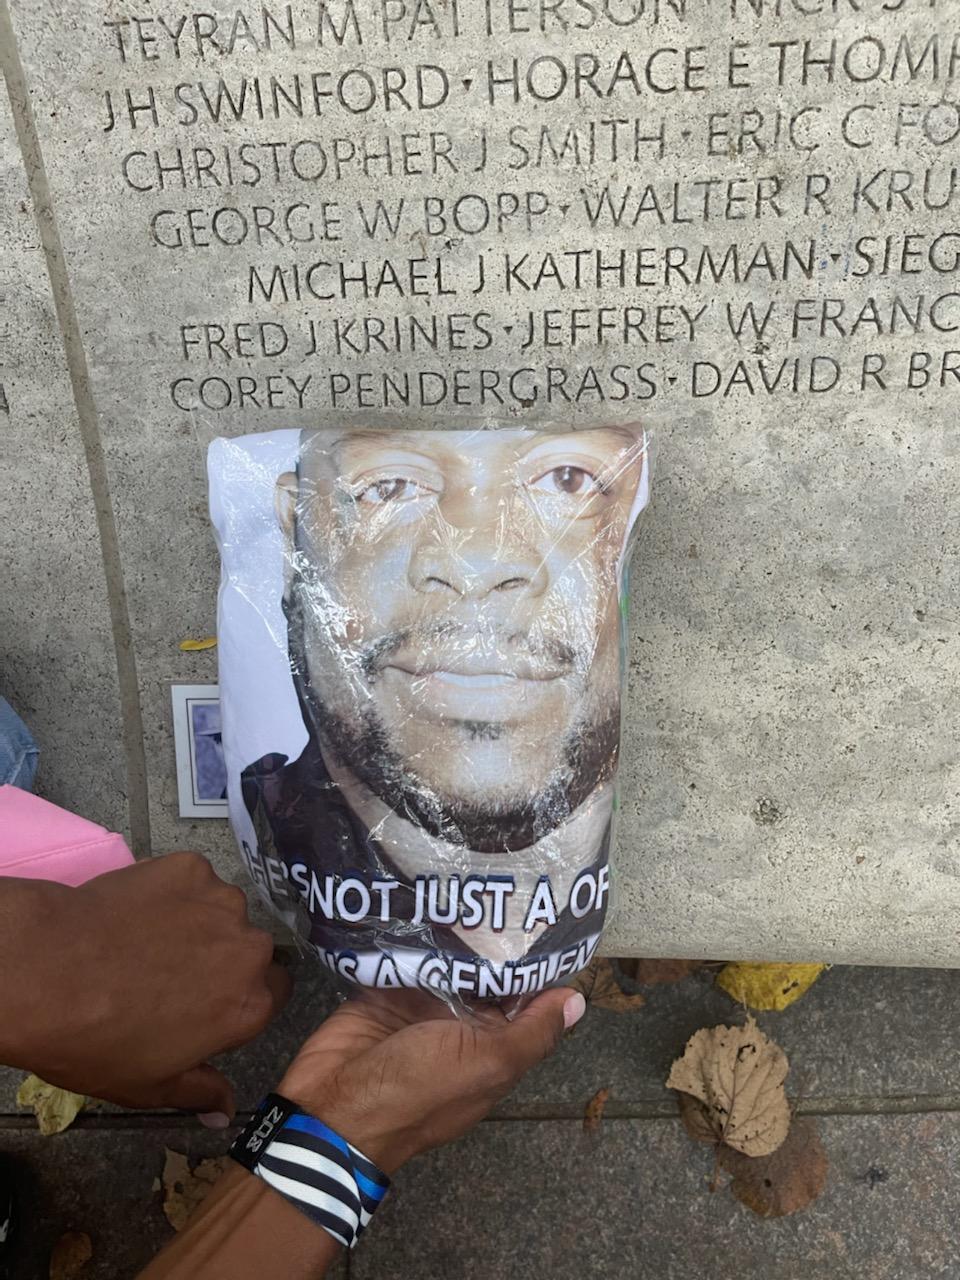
277,985 -> 587,1174
135,986 -> 585,1280
0,853 -> 291,1118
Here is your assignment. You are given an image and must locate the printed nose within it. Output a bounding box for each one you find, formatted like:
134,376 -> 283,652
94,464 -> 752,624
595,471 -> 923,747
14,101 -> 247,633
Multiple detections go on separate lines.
409,524 -> 548,600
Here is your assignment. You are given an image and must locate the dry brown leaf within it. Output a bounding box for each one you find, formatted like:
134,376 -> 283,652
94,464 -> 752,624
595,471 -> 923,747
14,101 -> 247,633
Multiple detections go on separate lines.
719,1117 -> 828,1217
618,958 -> 702,985
666,1016 -> 790,1157
676,1094 -> 719,1146
49,1231 -> 93,1279
591,962 -> 646,1012
17,1075 -> 86,1136
583,1088 -> 610,1132
161,1149 -> 226,1232
568,958 -> 645,1012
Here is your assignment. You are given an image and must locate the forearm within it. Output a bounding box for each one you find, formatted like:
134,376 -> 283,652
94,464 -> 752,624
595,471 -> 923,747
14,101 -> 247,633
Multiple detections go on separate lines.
138,1166 -> 342,1279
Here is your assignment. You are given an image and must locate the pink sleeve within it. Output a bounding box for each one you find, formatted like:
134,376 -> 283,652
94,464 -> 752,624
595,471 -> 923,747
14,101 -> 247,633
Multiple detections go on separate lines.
0,785 -> 134,886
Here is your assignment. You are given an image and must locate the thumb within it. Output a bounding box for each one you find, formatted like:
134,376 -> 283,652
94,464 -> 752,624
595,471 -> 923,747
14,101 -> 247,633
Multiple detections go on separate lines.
156,1064 -> 237,1126
500,986 -> 586,1073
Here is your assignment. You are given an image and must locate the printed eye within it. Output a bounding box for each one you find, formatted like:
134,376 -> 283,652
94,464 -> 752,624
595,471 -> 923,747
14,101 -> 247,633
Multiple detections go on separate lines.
354,477 -> 429,506
529,465 -> 603,498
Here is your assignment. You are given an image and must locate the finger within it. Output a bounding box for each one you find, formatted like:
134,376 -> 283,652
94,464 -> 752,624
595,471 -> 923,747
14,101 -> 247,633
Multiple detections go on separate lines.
463,1000 -> 512,1031
497,987 -> 584,1073
155,1064 -> 236,1124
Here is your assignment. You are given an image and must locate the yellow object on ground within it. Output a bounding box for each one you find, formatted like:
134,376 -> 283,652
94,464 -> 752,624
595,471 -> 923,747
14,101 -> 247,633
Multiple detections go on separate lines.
716,962 -> 828,1011
16,1074 -> 86,1136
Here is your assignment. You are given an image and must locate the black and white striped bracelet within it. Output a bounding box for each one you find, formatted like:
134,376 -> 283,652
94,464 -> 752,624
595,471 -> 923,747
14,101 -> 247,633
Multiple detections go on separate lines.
229,1093 -> 390,1249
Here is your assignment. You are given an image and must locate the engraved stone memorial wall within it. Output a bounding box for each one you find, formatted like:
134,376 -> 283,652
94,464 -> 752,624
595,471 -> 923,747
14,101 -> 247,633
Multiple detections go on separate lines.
1,0 -> 958,960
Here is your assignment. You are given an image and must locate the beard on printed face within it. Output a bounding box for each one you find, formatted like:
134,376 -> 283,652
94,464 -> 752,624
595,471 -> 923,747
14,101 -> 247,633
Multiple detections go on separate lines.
285,580 -> 622,854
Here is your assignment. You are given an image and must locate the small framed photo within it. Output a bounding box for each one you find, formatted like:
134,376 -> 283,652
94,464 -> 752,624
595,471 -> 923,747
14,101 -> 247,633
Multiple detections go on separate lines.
171,684 -> 228,818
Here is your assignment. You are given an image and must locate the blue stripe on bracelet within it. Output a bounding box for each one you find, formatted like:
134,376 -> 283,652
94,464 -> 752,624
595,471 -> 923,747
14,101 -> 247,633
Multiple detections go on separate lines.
285,1114 -> 389,1200
269,1125 -> 383,1217
287,1114 -> 350,1156
254,1164 -> 355,1248
350,1148 -> 390,1190
230,1095 -> 390,1251
353,1170 -> 387,1204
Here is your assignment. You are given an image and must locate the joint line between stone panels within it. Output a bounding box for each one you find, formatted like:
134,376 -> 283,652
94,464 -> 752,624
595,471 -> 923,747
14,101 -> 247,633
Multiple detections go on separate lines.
0,1 -> 151,855
5,1094 -> 960,1132
491,1094 -> 960,1121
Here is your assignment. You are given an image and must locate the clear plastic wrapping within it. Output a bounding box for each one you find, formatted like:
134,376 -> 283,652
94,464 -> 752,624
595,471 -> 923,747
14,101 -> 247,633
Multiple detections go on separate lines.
209,422 -> 650,1011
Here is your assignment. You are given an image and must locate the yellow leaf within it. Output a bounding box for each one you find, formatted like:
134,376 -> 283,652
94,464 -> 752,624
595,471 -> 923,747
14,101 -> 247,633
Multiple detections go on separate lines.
716,962 -> 828,1011
17,1075 -> 86,1136
178,636 -> 217,651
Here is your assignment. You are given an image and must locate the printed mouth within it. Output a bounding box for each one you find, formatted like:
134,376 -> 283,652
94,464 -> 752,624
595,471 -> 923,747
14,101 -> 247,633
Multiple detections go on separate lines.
425,671 -> 518,689
380,661 -> 565,724
385,654 -> 567,683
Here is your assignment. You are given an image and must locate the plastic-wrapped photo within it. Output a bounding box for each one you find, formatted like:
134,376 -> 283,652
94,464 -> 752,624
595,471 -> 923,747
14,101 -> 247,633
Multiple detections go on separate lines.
210,425 -> 649,1002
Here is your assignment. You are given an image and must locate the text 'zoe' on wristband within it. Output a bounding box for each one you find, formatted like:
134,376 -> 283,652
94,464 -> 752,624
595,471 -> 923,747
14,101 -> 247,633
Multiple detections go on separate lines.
229,1092 -> 390,1249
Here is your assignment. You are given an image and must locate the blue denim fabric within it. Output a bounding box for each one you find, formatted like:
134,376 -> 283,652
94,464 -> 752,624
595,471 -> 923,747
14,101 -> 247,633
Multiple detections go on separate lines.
0,697 -> 39,791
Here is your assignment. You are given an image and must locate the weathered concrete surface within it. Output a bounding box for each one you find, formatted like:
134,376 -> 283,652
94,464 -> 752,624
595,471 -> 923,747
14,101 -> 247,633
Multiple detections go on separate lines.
4,960 -> 960,1117
0,82 -> 128,836
2,1109 -> 958,1280
3,960 -> 960,1277
0,1125 -> 349,1279
2,0 -> 958,958
2,1109 -> 954,1280
355,1113 -> 960,1280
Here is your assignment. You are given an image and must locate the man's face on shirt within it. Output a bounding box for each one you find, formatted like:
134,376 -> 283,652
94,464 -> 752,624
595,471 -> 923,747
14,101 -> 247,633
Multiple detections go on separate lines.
280,427 -> 644,852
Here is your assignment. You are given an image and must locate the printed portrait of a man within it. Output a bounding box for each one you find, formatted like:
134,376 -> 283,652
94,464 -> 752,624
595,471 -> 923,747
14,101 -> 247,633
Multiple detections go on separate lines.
230,425 -> 648,996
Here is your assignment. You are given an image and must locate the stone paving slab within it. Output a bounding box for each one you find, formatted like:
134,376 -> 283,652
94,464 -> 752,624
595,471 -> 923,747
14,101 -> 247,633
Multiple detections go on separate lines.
3,1111 -> 955,1280
0,1108 -> 956,1277
215,962 -> 960,1110
0,1125 -> 350,1280
2,962 -> 960,1120
0,79 -> 129,840
354,1114 -> 960,1280
508,962 -> 960,1109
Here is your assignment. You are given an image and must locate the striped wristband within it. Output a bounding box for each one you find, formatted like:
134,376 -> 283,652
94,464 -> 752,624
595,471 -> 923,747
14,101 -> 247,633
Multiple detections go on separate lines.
229,1093 -> 390,1249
